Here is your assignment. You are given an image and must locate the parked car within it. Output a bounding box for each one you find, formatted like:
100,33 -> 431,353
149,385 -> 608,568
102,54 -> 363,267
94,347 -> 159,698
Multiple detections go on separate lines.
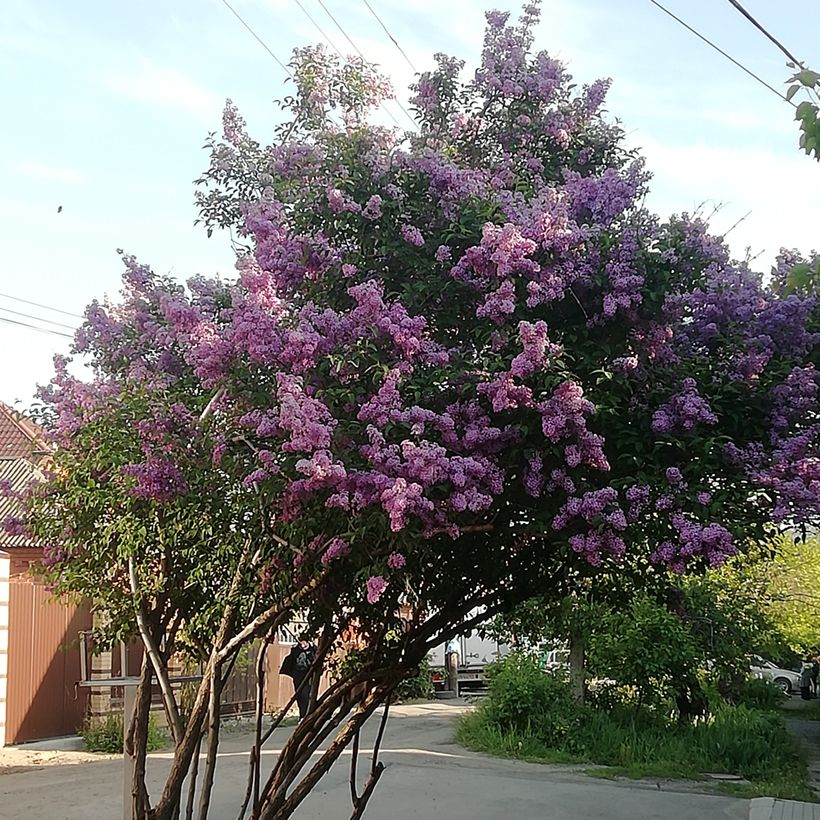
750,655 -> 802,694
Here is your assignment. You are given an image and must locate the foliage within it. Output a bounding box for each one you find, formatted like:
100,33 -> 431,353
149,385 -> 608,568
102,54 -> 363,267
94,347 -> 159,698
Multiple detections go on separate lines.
4,2 -> 820,817
459,654 -> 810,797
754,537 -> 820,654
80,712 -> 166,754
734,677 -> 786,712
588,594 -> 700,707
394,657 -> 433,701
707,536 -> 820,656
787,65 -> 820,161
480,652 -> 580,746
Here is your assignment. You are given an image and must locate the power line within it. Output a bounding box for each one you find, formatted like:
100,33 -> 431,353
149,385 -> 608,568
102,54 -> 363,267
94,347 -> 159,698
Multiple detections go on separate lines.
219,0 -> 293,78
361,0 -> 417,74
724,0 -> 805,68
0,306 -> 76,331
647,0 -> 794,106
292,0 -> 406,131
0,315 -> 73,339
314,0 -> 417,129
293,0 -> 345,57
0,291 -> 83,319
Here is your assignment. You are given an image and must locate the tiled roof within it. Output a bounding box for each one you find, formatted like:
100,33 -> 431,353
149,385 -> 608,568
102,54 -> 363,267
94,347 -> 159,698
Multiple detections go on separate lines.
0,402 -> 50,462
0,458 -> 42,548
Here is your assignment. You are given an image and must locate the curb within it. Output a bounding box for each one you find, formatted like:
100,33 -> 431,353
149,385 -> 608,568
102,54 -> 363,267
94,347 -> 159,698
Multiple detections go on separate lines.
749,798 -> 775,820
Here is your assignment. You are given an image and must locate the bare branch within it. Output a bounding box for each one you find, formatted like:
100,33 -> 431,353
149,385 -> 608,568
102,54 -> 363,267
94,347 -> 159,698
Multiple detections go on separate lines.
128,557 -> 184,743
199,387 -> 225,424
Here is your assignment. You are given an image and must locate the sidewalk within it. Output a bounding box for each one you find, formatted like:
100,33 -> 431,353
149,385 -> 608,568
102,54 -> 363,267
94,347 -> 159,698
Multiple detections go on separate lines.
750,797 -> 820,819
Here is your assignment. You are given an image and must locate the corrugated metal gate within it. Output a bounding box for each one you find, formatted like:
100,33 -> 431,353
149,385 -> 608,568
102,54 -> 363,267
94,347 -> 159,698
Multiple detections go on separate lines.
6,577 -> 92,744
220,641 -> 260,717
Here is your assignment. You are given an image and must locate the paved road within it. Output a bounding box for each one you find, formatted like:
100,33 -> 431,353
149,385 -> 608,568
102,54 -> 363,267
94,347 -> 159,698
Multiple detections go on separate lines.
0,702 -> 748,820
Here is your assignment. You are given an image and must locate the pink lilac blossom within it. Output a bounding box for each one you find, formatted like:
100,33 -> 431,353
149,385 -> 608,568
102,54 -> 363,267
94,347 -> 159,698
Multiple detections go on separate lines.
387,552 -> 406,569
121,459 -> 188,503
321,537 -> 350,564
400,224 -> 425,247
366,575 -> 388,604
538,382 -> 608,471
362,194 -> 383,220
510,320 -> 561,377
652,378 -> 718,433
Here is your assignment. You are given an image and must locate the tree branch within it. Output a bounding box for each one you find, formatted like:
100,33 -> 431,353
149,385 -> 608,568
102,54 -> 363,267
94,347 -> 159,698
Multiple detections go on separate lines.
128,557 -> 185,743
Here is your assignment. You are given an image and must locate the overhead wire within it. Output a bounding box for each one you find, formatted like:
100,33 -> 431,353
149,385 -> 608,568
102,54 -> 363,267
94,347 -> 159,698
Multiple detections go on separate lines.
724,0 -> 805,68
219,0 -> 293,78
0,306 -> 77,331
647,0 -> 795,106
0,315 -> 74,339
0,291 -> 83,320
314,0 -> 418,129
293,0 -> 345,59
292,0 -> 408,130
361,0 -> 418,74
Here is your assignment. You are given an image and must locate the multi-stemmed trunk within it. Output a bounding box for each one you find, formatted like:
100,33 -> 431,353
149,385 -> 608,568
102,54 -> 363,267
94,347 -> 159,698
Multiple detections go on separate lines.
124,595 -> 490,820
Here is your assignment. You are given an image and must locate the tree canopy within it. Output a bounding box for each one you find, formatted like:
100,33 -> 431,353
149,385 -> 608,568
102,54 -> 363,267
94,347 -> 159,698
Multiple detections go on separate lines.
4,3 -> 820,818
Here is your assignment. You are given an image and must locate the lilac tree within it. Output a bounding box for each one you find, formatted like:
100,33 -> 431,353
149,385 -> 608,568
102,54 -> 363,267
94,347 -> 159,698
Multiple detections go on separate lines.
9,4 -> 820,818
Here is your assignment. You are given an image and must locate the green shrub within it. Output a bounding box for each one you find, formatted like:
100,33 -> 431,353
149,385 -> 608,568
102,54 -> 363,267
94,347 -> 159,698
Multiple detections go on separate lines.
81,712 -> 167,754
734,677 -> 785,711
395,657 -> 433,701
481,652 -> 582,746
459,653 -> 808,791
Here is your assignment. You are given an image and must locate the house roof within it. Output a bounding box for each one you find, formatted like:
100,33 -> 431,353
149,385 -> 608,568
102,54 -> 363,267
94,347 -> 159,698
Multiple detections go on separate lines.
0,401 -> 50,462
0,404 -> 49,550
0,458 -> 42,548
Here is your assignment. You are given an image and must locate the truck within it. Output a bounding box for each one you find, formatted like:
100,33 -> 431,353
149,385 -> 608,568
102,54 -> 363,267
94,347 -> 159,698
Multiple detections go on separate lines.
427,615 -> 510,696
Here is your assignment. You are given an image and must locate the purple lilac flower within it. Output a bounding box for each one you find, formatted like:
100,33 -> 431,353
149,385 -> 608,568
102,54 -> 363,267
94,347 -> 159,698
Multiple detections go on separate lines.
387,552 -> 406,569
321,537 -> 350,564
400,224 -> 425,247
366,575 -> 388,604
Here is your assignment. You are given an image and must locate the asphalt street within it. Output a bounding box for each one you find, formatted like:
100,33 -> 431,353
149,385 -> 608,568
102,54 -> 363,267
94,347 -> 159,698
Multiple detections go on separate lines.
0,701 -> 749,820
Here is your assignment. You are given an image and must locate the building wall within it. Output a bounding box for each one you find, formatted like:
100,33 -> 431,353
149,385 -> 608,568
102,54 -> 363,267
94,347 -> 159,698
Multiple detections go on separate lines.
3,569 -> 92,745
0,552 -> 10,747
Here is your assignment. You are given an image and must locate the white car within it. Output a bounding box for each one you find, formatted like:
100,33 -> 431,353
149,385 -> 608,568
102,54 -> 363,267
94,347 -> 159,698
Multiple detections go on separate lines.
750,655 -> 802,694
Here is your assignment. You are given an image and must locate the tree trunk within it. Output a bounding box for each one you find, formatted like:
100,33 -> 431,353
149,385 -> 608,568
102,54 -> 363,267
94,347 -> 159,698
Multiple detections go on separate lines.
568,629 -> 585,706
129,655 -> 154,820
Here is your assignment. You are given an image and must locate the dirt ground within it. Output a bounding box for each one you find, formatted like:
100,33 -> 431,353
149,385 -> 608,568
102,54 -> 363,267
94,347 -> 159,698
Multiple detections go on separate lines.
0,745 -> 116,775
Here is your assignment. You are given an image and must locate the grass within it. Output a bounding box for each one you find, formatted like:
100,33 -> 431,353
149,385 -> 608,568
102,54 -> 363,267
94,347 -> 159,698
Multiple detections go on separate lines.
456,702 -> 813,798
715,778 -> 818,802
584,763 -> 705,781
80,713 -> 168,754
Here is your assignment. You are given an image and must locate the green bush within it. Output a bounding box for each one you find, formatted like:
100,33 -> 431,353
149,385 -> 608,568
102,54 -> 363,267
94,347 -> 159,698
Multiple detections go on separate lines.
81,712 -> 167,754
734,677 -> 786,711
457,653 -> 808,793
481,652 -> 584,747
395,657 -> 433,701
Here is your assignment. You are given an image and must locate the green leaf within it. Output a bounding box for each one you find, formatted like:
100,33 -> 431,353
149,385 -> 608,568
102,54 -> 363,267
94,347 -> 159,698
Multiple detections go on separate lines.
796,69 -> 820,88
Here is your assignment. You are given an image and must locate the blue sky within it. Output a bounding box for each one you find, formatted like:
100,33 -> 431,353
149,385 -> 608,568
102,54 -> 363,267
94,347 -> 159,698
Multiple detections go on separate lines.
1,0 -> 818,406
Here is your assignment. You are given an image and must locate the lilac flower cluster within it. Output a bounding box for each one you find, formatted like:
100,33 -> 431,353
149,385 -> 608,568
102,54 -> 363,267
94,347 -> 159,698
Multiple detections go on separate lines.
366,575 -> 388,604
652,379 -> 718,433
321,537 -> 350,565
121,459 -> 188,503
538,382 -> 608,471
651,515 -> 736,572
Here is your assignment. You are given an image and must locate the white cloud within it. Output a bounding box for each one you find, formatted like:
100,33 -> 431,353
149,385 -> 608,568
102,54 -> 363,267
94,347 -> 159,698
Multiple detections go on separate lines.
14,161 -> 84,184
636,136 -> 820,268
106,61 -> 220,120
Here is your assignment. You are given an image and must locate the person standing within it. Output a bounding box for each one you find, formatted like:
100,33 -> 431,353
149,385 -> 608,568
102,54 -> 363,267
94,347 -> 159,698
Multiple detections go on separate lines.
280,633 -> 317,719
800,658 -> 813,700
445,637 -> 460,695
812,655 -> 820,698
